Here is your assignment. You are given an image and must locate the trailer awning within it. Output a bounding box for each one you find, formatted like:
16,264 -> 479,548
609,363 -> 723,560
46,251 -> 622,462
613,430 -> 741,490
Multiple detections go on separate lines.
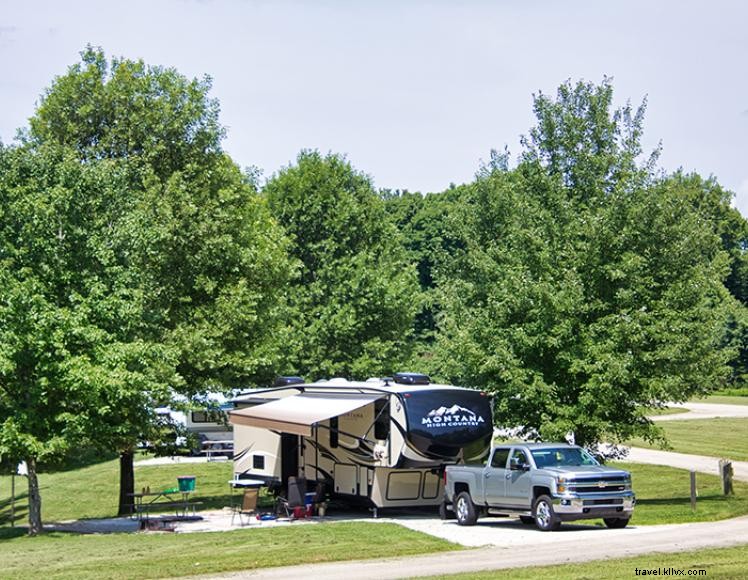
229,393 -> 384,437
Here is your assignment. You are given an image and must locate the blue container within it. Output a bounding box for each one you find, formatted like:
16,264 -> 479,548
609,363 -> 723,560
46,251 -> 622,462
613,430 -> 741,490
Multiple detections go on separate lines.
177,476 -> 196,492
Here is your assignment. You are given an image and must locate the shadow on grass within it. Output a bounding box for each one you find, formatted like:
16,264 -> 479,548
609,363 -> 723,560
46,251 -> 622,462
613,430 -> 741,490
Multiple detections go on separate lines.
38,447 -> 119,474
637,494 -> 731,506
0,493 -> 29,527
0,526 -> 27,540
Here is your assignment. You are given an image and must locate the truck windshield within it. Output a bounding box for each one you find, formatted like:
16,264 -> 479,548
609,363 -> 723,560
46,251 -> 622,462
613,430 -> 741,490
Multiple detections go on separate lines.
531,447 -> 599,468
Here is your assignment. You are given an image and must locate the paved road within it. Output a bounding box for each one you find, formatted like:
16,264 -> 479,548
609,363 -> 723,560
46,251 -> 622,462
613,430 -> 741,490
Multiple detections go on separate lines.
201,515 -> 748,579
624,447 -> 748,482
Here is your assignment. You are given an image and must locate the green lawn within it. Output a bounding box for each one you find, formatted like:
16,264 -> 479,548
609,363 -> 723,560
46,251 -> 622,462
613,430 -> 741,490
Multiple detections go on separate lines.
0,458 -> 243,525
630,418 -> 748,461
693,395 -> 748,406
0,521 -> 459,580
429,543 -> 748,579
620,462 -> 748,525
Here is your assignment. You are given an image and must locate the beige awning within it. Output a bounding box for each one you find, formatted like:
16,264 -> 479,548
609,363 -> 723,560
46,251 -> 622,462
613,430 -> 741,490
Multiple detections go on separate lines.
229,393 -> 384,437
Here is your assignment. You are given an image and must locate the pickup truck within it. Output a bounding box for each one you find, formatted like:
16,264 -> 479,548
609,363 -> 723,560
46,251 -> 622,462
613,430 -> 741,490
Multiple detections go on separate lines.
443,442 -> 635,531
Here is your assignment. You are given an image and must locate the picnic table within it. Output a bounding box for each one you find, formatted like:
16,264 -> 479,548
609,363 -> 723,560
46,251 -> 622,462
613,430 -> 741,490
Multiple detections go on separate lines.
128,489 -> 201,522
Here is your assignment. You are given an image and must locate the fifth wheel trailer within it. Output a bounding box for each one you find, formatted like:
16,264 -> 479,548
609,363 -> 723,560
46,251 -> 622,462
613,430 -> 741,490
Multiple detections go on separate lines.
228,373 -> 493,510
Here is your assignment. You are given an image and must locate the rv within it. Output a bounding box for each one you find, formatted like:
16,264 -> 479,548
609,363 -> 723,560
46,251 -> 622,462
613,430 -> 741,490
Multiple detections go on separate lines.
229,373 -> 493,510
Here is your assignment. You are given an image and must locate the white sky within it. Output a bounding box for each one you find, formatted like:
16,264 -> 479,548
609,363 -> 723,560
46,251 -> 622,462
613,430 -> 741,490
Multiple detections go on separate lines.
2,0 -> 747,214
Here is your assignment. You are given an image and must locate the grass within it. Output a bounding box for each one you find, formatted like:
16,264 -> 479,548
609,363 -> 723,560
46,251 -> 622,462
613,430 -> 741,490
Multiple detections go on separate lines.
630,418 -> 748,461
693,395 -> 748,406
428,543 -> 748,579
619,462 -> 748,525
0,457 -> 249,525
0,521 -> 459,579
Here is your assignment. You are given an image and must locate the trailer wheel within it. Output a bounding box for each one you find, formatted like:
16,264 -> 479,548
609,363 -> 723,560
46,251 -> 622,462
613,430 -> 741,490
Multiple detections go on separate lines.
533,495 -> 560,531
455,491 -> 478,526
439,499 -> 455,520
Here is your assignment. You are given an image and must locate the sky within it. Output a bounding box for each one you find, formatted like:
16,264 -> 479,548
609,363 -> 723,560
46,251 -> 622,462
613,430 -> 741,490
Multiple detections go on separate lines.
2,0 -> 747,214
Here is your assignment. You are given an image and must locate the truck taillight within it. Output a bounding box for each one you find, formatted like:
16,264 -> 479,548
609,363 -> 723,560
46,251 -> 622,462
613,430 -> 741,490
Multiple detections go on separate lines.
443,470 -> 447,485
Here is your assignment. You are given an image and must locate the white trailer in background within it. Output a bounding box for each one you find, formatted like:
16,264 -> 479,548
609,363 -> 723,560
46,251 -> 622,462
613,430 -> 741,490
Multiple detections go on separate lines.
229,373 -> 493,510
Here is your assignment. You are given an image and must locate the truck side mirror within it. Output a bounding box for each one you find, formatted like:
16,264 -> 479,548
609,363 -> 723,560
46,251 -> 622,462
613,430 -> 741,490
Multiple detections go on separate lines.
510,457 -> 528,471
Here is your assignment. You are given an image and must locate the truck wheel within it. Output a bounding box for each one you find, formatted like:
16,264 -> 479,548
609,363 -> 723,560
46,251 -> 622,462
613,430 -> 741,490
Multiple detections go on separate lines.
455,491 -> 478,526
439,499 -> 455,520
603,517 -> 630,529
533,495 -> 560,531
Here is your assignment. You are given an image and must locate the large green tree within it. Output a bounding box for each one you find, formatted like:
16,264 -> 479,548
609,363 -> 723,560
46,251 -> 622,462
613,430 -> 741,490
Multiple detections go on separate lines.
0,48 -> 293,532
434,80 -> 734,446
0,143 -> 170,534
265,151 -> 418,379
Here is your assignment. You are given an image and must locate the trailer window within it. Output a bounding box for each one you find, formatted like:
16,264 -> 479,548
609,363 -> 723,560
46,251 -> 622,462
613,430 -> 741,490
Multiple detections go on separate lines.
191,410 -> 225,424
330,416 -> 339,448
374,399 -> 390,440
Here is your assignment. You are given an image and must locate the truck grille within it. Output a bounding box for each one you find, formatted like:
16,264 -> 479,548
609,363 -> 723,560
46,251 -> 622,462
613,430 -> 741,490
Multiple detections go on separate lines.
571,477 -> 628,493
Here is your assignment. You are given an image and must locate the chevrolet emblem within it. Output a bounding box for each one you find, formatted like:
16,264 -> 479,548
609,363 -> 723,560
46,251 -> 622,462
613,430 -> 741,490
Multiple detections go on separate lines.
598,481 -> 606,488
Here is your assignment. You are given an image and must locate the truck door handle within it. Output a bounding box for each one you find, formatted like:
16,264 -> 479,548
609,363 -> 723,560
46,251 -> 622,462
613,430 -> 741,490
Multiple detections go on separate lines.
484,473 -> 490,478
505,473 -> 512,479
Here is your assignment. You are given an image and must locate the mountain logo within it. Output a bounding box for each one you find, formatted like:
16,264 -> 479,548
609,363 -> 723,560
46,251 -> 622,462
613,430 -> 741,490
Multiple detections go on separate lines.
421,404 -> 484,428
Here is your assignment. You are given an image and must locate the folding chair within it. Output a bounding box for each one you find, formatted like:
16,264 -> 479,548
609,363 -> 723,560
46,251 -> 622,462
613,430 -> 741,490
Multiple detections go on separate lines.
276,476 -> 306,518
231,487 -> 259,526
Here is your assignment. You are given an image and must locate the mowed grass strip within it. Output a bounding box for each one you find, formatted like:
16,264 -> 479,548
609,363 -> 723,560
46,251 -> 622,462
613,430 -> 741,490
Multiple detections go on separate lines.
427,543 -> 748,579
0,521 -> 460,580
630,417 -> 748,461
620,462 -> 748,525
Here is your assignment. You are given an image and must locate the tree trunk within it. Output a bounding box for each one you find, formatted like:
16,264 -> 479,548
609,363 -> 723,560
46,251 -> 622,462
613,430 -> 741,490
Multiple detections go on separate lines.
26,457 -> 42,536
118,448 -> 135,517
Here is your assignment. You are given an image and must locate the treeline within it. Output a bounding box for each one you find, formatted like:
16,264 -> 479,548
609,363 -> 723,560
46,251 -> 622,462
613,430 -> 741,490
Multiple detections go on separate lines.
1,49 -> 746,534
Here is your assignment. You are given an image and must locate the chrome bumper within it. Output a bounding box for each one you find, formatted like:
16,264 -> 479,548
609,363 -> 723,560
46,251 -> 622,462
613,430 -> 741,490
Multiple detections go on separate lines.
552,492 -> 636,519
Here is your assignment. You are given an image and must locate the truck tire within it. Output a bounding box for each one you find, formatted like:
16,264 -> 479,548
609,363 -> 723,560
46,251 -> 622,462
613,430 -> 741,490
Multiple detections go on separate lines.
455,491 -> 478,526
439,499 -> 455,520
532,495 -> 561,531
603,517 -> 630,529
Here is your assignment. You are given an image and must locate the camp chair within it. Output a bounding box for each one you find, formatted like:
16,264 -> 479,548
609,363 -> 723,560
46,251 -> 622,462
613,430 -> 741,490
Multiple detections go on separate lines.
231,487 -> 259,525
276,476 -> 307,518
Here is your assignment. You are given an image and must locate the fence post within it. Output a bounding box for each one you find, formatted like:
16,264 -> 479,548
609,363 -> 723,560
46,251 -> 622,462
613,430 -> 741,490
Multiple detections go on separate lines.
690,470 -> 697,511
719,459 -> 734,496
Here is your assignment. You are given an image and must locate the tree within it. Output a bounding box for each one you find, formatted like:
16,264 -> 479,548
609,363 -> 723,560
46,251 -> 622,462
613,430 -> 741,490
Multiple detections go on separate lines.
663,172 -> 748,388
383,186 -> 471,362
264,151 -> 418,379
1,48 -> 294,532
0,143 -> 162,534
433,80 -> 733,446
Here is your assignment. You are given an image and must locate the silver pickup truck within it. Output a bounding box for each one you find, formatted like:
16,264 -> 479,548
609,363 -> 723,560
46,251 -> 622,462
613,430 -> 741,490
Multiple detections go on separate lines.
443,442 -> 635,531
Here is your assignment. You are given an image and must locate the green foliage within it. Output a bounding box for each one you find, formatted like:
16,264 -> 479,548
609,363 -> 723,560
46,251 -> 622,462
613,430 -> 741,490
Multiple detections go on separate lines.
383,186 -> 470,355
265,151 -> 418,379
434,79 -> 733,445
28,45 -> 223,182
